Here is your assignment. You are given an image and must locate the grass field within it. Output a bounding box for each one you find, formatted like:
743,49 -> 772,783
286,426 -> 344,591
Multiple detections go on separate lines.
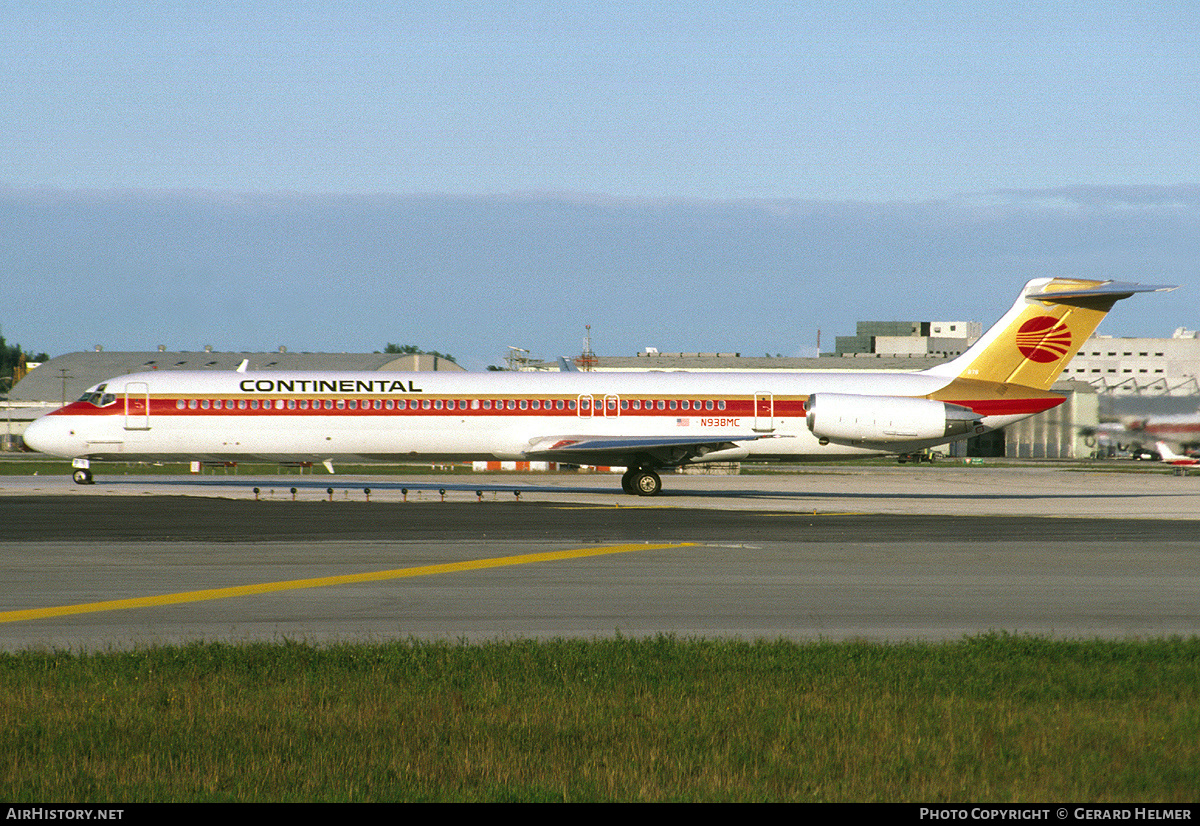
2,634 -> 1197,802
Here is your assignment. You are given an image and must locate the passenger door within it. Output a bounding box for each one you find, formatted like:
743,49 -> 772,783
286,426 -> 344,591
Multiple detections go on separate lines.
124,382 -> 150,431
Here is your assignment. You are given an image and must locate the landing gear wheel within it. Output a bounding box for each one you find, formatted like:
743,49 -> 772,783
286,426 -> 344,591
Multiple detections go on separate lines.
72,469 -> 94,485
620,469 -> 637,494
633,469 -> 661,497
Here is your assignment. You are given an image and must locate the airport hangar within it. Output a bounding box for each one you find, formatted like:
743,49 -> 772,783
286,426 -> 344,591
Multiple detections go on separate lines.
4,342 -> 1095,461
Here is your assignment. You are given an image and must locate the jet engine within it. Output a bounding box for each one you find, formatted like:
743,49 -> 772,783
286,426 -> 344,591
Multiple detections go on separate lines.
805,393 -> 981,446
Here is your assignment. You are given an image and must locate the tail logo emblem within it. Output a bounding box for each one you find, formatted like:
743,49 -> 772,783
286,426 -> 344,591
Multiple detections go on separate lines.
1016,316 -> 1072,363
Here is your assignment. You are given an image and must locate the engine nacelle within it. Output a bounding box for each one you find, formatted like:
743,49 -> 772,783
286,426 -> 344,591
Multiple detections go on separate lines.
806,393 -> 981,446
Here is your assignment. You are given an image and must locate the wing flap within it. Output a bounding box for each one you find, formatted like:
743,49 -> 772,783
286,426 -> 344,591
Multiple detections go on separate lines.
523,434 -> 761,466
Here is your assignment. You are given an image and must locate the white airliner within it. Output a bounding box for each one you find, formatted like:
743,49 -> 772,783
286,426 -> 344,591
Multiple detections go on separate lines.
24,278 -> 1173,495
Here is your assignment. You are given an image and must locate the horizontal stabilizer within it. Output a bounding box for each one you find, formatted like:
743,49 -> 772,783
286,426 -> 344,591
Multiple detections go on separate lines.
1026,281 -> 1177,303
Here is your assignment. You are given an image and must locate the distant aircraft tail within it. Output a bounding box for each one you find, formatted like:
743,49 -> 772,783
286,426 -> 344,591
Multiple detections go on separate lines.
923,278 -> 1175,391
1154,441 -> 1193,463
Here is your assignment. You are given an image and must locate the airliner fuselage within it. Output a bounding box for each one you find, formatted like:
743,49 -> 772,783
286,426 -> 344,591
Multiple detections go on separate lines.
25,367 -> 1022,464
22,278 -> 1173,494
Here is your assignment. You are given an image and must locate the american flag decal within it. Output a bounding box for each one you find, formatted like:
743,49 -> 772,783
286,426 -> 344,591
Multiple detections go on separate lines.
676,418 -> 689,426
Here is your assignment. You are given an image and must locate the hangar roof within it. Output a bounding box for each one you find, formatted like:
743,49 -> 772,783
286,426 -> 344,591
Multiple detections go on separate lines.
9,350 -> 462,404
584,354 -> 953,372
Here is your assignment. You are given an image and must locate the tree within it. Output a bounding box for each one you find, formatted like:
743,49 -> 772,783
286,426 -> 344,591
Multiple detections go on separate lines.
0,330 -> 48,391
380,344 -> 457,364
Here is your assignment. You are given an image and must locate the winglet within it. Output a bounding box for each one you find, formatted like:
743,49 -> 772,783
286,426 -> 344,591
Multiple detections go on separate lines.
236,359 -> 249,373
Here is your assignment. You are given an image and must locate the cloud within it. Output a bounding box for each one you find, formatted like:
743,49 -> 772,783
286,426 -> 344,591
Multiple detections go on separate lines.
2,186 -> 1193,368
987,184 -> 1200,210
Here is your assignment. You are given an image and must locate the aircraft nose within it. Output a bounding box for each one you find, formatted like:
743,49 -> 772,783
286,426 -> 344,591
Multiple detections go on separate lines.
23,415 -> 77,458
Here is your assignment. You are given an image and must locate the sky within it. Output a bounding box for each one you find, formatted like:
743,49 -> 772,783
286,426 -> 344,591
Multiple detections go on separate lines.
2,1 -> 1197,369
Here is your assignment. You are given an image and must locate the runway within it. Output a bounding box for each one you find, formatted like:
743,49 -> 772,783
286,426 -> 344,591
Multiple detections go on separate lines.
1,466 -> 1198,649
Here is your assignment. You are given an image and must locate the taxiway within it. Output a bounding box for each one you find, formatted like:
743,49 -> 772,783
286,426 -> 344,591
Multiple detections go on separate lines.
1,466 -> 1197,649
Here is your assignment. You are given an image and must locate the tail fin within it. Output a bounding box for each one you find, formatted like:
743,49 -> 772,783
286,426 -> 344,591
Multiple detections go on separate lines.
923,278 -> 1175,391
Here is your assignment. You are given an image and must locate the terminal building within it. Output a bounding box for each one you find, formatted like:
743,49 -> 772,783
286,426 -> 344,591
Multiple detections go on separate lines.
1060,328 -> 1200,396
834,320 -> 983,359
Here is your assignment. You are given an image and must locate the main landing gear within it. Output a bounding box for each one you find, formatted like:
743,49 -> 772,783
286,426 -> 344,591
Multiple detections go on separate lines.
72,469 -> 94,485
620,467 -> 662,497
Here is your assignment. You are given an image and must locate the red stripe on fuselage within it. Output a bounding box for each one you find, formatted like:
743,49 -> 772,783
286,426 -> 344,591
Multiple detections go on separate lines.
50,395 -> 1061,418
50,397 -> 809,418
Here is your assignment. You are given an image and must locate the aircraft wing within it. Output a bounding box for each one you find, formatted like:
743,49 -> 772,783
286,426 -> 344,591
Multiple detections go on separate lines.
523,434 -> 763,466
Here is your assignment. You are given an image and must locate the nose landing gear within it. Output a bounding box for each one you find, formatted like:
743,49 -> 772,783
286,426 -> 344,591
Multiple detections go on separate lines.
72,469 -> 94,485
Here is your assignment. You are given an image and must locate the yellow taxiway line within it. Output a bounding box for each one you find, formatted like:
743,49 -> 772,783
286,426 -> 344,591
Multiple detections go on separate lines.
0,542 -> 694,624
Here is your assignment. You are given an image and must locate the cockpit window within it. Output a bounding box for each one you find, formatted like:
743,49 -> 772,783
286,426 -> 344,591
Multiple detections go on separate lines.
78,383 -> 116,406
